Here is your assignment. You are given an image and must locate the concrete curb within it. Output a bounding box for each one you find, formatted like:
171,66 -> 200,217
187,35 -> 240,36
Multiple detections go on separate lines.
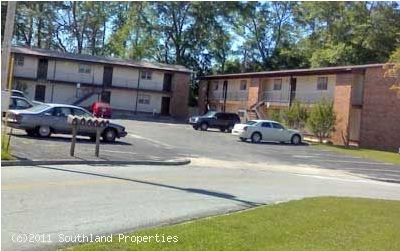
1,158 -> 191,167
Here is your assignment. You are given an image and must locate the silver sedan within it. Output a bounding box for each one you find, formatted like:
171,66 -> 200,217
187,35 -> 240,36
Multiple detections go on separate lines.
5,103 -> 127,142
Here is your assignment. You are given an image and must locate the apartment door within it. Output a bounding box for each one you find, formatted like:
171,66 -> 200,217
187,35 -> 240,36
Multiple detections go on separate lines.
37,58 -> 48,80
163,73 -> 172,91
161,97 -> 170,115
289,77 -> 297,105
101,91 -> 111,103
34,85 -> 46,102
103,66 -> 113,87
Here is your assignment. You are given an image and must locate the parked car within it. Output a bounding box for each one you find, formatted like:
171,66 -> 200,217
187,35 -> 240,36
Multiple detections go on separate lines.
231,120 -> 302,145
2,89 -> 43,105
188,111 -> 241,132
2,96 -> 34,116
5,103 -> 127,142
91,101 -> 112,118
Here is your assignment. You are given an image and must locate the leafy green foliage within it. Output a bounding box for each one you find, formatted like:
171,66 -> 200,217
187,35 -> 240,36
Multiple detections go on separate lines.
282,100 -> 309,130
307,99 -> 336,142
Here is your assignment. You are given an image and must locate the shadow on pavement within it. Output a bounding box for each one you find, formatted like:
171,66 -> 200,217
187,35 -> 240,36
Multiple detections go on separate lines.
34,165 -> 262,207
9,133 -> 132,146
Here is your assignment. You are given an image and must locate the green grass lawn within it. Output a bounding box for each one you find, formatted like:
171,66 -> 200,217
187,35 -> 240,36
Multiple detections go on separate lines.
63,197 -> 400,251
1,136 -> 13,160
313,144 -> 400,165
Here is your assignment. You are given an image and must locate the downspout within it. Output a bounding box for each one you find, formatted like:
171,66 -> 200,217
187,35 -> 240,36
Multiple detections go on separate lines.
223,80 -> 228,112
134,70 -> 141,114
205,80 -> 210,113
50,58 -> 57,102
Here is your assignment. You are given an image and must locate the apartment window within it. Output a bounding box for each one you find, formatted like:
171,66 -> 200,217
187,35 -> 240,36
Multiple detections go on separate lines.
213,81 -> 219,90
16,56 -> 24,66
138,95 -> 151,105
79,64 -> 91,74
141,70 -> 152,80
273,79 -> 282,90
317,77 -> 328,90
240,80 -> 247,90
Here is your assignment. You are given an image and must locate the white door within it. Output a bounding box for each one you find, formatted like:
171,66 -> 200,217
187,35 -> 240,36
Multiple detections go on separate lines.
259,122 -> 275,142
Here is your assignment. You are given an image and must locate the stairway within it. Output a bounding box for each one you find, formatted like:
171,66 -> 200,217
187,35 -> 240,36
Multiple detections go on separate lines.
247,110 -> 258,120
72,92 -> 95,106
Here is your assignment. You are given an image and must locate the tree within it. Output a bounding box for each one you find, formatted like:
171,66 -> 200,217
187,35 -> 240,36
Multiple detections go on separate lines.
307,99 -> 336,143
294,2 -> 400,67
384,48 -> 400,98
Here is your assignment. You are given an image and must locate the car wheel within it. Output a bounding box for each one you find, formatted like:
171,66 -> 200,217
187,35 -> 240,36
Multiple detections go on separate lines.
219,127 -> 226,132
227,125 -> 234,133
240,137 -> 247,142
251,132 -> 262,143
103,128 -> 117,143
38,126 -> 51,137
291,134 -> 301,145
25,129 -> 36,137
200,123 -> 208,131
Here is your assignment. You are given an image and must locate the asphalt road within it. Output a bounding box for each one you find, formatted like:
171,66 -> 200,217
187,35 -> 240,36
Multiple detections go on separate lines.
2,119 -> 400,250
7,119 -> 399,182
2,164 -> 400,251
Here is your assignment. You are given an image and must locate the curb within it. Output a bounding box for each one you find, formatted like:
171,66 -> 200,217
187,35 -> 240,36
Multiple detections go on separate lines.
1,158 -> 191,167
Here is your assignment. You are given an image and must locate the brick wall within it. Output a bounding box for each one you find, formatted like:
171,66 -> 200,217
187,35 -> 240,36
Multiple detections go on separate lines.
359,67 -> 400,152
332,73 -> 353,145
170,73 -> 190,119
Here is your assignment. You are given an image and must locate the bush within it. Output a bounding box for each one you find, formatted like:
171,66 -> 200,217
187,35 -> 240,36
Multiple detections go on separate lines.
307,98 -> 336,143
282,100 -> 309,130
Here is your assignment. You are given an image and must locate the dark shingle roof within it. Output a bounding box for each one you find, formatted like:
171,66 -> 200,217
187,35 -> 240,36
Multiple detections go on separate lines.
11,46 -> 192,74
202,64 -> 385,80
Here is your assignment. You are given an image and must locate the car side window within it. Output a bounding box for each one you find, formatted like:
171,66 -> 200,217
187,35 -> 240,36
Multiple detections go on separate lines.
261,122 -> 272,128
271,122 -> 284,129
73,108 -> 92,117
215,113 -> 223,119
53,107 -> 71,117
15,99 -> 31,109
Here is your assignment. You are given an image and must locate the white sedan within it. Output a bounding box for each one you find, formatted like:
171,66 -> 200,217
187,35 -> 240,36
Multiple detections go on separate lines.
231,120 -> 302,144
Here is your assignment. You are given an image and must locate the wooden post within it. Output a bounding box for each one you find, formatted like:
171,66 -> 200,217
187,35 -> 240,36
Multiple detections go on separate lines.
70,125 -> 77,156
95,127 -> 101,157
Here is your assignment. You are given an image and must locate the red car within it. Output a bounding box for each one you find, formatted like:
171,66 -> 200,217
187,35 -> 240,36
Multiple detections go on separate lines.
91,101 -> 112,118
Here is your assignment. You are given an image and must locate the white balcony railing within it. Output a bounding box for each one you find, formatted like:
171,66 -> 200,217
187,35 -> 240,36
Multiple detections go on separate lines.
263,90 -> 334,104
209,91 -> 248,101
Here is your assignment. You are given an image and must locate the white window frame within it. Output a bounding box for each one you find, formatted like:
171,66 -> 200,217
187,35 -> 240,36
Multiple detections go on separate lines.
16,56 -> 24,66
79,64 -> 91,74
273,79 -> 282,90
213,81 -> 219,90
138,95 -> 151,105
317,77 -> 328,90
240,80 -> 247,90
141,70 -> 152,80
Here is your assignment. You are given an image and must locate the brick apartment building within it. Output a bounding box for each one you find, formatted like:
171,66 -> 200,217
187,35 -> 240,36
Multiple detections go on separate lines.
9,46 -> 191,119
198,64 -> 400,152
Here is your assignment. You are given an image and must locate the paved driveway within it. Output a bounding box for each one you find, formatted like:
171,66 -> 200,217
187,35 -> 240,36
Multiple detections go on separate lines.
5,119 -> 400,182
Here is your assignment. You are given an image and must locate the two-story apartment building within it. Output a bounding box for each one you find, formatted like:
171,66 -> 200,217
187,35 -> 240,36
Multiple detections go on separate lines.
9,46 -> 191,118
199,64 -> 400,152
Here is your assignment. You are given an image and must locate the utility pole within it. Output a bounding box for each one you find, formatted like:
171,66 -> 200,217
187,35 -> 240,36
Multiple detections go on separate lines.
1,1 -> 16,91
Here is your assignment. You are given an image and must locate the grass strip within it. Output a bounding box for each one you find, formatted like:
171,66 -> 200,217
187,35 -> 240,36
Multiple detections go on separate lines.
64,197 -> 400,251
313,144 -> 400,165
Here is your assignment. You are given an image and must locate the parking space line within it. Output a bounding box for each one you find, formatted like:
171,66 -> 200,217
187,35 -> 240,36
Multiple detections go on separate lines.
312,159 -> 394,165
127,133 -> 174,148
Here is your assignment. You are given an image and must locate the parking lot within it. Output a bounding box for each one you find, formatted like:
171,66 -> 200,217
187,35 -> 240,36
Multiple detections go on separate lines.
5,118 -> 400,183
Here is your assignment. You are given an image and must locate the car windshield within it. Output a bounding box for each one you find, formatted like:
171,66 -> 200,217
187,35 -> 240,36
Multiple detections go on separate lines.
245,120 -> 258,125
203,111 -> 217,117
25,104 -> 51,113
